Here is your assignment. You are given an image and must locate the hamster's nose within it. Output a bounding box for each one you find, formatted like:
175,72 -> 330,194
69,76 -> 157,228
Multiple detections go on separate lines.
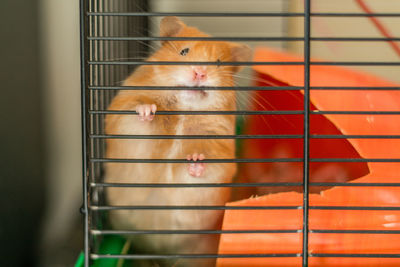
193,67 -> 207,82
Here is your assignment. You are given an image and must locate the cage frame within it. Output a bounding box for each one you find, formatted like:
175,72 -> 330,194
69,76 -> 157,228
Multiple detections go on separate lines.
79,0 -> 400,266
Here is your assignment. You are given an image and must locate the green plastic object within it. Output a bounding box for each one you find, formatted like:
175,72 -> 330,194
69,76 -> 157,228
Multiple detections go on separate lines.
75,235 -> 129,267
235,116 -> 245,155
75,252 -> 85,267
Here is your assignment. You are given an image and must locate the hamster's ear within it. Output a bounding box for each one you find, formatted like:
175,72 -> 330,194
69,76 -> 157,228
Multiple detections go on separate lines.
160,16 -> 185,37
230,44 -> 252,72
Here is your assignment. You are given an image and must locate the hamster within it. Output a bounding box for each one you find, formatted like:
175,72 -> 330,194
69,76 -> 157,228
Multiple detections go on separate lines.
104,16 -> 251,267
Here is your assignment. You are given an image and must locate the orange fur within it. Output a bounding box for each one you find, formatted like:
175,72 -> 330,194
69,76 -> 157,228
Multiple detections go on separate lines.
104,17 -> 251,267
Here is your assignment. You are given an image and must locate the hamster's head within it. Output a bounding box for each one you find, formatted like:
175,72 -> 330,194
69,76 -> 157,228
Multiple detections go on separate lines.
150,17 -> 252,109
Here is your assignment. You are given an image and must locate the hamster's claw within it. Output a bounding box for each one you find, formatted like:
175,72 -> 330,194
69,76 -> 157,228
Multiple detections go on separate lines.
136,104 -> 157,121
187,153 -> 205,177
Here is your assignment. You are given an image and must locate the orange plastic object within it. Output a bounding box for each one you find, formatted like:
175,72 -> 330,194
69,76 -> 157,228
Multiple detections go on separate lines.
218,47 -> 400,266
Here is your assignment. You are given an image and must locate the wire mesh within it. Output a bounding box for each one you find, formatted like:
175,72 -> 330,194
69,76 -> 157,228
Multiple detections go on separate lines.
80,0 -> 400,266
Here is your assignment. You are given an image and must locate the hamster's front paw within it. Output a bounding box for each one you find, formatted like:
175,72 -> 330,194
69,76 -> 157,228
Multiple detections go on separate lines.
186,153 -> 205,177
136,104 -> 157,121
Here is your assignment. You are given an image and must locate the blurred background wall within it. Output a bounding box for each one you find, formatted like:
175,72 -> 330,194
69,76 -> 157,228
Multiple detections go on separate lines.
288,0 -> 400,83
38,0 -> 82,266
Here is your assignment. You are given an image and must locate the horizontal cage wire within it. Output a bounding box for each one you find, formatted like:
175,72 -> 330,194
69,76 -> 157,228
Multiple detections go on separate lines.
79,0 -> 400,266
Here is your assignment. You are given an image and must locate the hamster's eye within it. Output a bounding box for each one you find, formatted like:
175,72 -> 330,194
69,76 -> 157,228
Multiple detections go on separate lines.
180,48 -> 190,56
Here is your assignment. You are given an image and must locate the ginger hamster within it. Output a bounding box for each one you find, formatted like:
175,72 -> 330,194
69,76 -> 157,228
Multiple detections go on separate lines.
104,17 -> 251,267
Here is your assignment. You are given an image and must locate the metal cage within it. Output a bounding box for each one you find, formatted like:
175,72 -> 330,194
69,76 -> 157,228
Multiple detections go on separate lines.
79,0 -> 400,266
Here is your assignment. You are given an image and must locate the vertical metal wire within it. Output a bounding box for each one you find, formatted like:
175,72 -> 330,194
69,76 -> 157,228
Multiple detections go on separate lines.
79,0 -> 90,266
95,0 -> 102,181
302,0 -> 311,266
90,0 -> 99,257
104,0 -> 111,129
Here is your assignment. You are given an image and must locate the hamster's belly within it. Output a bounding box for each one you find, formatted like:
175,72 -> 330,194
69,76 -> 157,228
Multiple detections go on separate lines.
104,115 -> 235,254
106,161 -> 230,254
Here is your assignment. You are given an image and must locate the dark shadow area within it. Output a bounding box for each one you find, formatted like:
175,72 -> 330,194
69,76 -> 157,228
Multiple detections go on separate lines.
0,0 -> 46,266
